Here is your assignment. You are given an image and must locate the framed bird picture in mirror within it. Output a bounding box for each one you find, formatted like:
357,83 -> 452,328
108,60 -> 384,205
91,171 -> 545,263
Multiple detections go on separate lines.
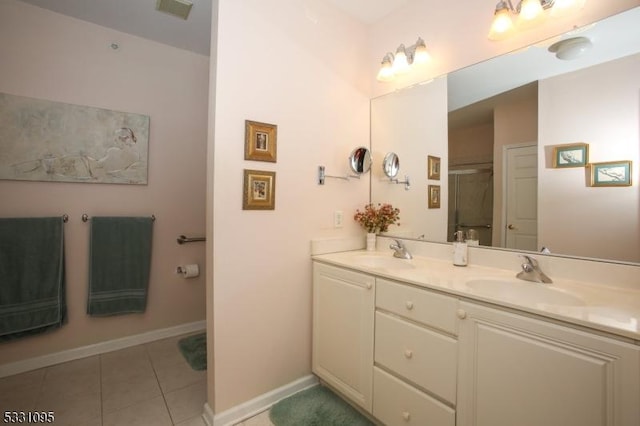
552,143 -> 589,168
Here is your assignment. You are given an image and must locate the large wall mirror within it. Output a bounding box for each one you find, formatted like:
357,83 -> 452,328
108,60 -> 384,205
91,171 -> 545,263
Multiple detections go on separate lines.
371,7 -> 640,264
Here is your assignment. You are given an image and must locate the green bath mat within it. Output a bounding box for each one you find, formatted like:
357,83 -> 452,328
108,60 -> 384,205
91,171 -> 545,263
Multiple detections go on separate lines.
178,333 -> 207,371
269,385 -> 374,426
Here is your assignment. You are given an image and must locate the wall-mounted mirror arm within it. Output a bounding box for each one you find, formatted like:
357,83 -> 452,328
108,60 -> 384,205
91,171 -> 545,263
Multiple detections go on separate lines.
317,165 -> 361,185
390,175 -> 411,190
318,147 -> 372,185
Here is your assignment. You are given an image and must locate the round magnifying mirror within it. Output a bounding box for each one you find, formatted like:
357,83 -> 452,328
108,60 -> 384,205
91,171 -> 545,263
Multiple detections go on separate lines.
348,146 -> 372,175
382,152 -> 400,179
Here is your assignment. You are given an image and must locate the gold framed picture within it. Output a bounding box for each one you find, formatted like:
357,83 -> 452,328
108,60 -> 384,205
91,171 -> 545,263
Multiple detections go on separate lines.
245,120 -> 277,162
428,185 -> 441,209
552,143 -> 589,168
588,161 -> 632,187
243,169 -> 276,210
428,155 -> 441,180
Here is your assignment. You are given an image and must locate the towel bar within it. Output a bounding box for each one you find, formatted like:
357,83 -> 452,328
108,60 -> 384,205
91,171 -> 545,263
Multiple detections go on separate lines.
82,214 -> 156,222
177,235 -> 206,244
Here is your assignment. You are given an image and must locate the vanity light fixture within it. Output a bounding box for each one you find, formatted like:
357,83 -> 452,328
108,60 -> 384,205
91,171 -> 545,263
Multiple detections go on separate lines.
376,37 -> 431,82
488,0 -> 587,41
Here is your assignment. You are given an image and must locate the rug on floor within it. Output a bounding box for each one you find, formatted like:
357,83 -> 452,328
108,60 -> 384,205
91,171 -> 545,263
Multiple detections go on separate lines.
178,332 -> 207,370
269,385 -> 374,426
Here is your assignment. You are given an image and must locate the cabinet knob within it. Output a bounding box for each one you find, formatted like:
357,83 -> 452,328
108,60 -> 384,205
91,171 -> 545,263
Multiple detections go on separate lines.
457,309 -> 467,319
402,411 -> 411,421
366,283 -> 372,290
404,349 -> 413,359
405,301 -> 414,310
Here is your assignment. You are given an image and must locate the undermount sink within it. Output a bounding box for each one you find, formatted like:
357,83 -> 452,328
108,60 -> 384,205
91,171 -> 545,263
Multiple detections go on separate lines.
353,254 -> 415,270
465,278 -> 586,306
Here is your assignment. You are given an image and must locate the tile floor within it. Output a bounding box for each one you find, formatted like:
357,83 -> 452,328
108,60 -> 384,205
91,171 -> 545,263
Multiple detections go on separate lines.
0,333 -> 210,426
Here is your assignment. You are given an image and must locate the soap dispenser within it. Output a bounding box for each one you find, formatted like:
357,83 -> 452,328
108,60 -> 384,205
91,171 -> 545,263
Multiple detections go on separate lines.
453,230 -> 468,267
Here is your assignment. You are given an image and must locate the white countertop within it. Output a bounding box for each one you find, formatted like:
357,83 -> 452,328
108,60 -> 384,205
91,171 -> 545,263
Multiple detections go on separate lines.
312,249 -> 640,343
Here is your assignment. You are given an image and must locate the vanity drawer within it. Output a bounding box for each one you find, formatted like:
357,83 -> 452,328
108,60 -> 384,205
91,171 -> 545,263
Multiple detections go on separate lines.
374,311 -> 457,404
373,366 -> 455,426
376,278 -> 458,335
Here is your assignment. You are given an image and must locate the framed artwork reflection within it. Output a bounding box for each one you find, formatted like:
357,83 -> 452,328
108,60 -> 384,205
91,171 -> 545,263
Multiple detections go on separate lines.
428,185 -> 441,209
245,120 -> 277,162
589,161 -> 632,187
428,155 -> 441,180
243,169 -> 276,210
552,143 -> 589,168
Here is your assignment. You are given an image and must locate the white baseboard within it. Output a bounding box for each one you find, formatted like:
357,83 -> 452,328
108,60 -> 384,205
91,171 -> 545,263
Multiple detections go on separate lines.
206,374 -> 318,426
0,320 -> 206,378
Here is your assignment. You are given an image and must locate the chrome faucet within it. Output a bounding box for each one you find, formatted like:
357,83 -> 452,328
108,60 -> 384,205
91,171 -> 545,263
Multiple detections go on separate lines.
390,239 -> 412,259
516,255 -> 552,284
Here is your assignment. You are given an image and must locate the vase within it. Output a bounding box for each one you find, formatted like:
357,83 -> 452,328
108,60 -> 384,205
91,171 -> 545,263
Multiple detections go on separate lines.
366,232 -> 376,251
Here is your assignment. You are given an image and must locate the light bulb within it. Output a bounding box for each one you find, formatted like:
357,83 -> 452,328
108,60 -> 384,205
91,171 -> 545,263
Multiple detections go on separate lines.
376,54 -> 395,82
488,3 -> 514,41
413,38 -> 430,64
392,44 -> 410,74
519,0 -> 544,20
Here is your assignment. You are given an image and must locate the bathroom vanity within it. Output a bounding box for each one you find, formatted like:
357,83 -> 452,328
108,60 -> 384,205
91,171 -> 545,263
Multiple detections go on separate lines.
311,249 -> 640,426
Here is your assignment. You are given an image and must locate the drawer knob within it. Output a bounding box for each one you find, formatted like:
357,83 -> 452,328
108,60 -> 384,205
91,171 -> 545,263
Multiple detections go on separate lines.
402,411 -> 411,421
404,349 -> 413,359
457,309 -> 467,319
405,301 -> 414,310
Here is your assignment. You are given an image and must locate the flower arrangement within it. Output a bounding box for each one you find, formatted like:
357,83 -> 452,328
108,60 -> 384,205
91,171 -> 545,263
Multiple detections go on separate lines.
354,203 -> 400,234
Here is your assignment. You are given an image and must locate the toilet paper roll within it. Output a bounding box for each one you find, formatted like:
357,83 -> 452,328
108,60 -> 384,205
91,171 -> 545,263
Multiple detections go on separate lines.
179,264 -> 199,278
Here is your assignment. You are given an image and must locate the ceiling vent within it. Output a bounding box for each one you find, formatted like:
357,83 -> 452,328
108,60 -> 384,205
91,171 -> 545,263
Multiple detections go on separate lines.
156,0 -> 193,20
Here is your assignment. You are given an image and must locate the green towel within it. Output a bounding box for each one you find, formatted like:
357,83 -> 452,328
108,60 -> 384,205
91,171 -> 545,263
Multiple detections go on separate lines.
0,217 -> 66,341
88,217 -> 153,316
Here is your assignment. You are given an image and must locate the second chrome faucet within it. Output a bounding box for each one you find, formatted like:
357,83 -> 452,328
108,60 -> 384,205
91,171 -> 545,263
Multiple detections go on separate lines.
516,254 -> 552,283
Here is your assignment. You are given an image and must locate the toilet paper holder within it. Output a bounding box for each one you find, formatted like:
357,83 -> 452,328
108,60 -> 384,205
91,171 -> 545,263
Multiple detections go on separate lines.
176,264 -> 200,278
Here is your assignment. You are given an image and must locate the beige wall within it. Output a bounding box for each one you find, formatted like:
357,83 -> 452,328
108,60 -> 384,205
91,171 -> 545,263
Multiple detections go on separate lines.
449,122 -> 494,166
0,0 -> 209,364
211,0 -> 370,412
538,53 -> 640,262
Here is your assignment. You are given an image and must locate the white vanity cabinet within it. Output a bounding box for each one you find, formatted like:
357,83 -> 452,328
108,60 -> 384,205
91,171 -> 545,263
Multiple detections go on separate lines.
373,278 -> 458,426
456,301 -> 640,426
312,262 -> 375,412
312,259 -> 640,426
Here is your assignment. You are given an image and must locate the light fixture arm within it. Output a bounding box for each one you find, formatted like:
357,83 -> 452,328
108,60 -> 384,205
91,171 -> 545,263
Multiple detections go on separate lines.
501,0 -> 556,14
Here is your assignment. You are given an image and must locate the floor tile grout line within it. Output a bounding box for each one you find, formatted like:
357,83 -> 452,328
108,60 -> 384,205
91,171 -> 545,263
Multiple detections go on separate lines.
144,341 -> 177,425
99,353 -> 104,426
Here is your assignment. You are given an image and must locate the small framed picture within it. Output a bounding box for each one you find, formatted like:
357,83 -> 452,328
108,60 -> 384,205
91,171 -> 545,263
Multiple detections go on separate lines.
589,161 -> 632,187
552,143 -> 589,168
245,120 -> 277,162
243,169 -> 276,210
428,185 -> 441,209
428,155 -> 441,180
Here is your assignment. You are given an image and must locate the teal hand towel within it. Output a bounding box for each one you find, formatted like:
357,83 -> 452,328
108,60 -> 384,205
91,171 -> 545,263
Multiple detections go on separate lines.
88,217 -> 153,316
0,217 -> 66,340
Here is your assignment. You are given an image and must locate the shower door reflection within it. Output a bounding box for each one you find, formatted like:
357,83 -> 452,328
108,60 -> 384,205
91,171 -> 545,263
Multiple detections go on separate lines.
447,166 -> 494,245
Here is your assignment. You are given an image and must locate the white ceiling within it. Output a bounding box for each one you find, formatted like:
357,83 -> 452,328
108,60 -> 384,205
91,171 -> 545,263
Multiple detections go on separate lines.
17,0 -> 213,55
323,0 -> 411,24
16,0 -> 406,56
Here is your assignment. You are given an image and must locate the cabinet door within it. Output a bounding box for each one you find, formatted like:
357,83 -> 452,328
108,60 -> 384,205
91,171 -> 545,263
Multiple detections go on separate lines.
312,262 -> 375,412
457,302 -> 640,426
